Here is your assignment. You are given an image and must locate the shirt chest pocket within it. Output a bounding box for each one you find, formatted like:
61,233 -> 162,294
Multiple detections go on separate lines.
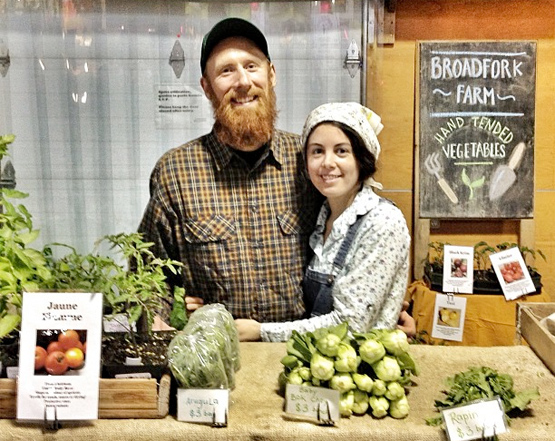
274,210 -> 314,271
276,210 -> 314,236
180,214 -> 237,301
182,214 -> 236,243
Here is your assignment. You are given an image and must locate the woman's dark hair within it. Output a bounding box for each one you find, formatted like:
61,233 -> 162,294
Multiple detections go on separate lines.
305,121 -> 377,184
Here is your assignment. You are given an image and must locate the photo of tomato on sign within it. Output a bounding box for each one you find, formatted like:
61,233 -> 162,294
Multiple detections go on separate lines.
498,261 -> 525,285
34,329 -> 87,376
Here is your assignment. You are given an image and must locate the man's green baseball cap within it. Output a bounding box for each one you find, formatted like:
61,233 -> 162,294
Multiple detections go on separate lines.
201,17 -> 271,73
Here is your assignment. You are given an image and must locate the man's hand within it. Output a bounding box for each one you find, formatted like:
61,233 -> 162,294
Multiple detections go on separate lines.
397,301 -> 416,337
235,319 -> 262,341
185,295 -> 204,313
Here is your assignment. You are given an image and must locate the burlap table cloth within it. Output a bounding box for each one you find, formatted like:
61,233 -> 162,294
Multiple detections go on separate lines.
2,342 -> 553,440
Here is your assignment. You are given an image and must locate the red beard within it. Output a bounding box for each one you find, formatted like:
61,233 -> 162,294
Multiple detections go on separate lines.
207,83 -> 278,151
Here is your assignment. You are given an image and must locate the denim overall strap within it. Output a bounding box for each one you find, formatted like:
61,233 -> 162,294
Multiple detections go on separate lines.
303,215 -> 365,317
329,214 -> 365,282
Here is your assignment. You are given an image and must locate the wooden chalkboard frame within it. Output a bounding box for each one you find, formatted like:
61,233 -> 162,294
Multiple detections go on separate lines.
417,40 -> 537,219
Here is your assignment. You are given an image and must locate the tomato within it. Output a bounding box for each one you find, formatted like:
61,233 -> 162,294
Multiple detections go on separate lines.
70,340 -> 84,351
35,346 -> 48,371
58,330 -> 81,351
45,351 -> 69,375
65,347 -> 85,369
47,341 -> 64,353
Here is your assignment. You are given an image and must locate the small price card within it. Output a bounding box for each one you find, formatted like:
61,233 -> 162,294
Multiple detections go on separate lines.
442,245 -> 474,294
442,397 -> 508,441
176,388 -> 229,425
285,384 -> 340,422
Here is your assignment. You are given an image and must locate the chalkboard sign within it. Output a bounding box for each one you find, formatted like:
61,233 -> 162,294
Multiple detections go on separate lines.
418,41 -> 536,218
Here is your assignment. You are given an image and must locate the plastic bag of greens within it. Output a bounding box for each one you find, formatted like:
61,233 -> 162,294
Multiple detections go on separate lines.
185,315 -> 237,389
167,331 -> 229,389
186,303 -> 240,371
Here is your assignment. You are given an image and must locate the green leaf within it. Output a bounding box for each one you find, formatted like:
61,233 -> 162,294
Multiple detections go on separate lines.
286,331 -> 314,363
0,134 -> 15,145
509,388 -> 540,411
1,188 -> 29,200
329,321 -> 349,340
0,314 -> 21,338
127,304 -> 143,325
461,168 -> 471,186
396,350 -> 419,375
0,226 -> 13,240
23,248 -> 47,266
169,289 -> 187,330
17,229 -> 40,246
470,176 -> 485,189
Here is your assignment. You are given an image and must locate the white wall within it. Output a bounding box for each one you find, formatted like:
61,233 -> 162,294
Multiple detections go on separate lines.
0,1 -> 363,253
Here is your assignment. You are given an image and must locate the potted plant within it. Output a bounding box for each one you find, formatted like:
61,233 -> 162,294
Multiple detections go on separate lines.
0,134 -> 54,375
43,232 -> 184,378
423,240 -> 545,294
1,135 -> 183,376
421,241 -> 450,291
0,134 -> 179,417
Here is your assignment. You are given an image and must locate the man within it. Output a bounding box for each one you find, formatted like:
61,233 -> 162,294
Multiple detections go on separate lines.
139,17 -> 320,324
139,18 -> 416,336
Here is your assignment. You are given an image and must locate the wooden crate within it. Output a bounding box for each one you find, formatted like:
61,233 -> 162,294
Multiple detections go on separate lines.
0,378 -> 16,418
516,302 -> 555,375
0,373 -> 171,419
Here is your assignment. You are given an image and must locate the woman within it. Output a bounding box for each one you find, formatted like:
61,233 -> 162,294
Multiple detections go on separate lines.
236,102 -> 411,341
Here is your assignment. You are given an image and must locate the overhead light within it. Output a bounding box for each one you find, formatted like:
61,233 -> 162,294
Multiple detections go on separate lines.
0,40 -> 10,78
169,40 -> 185,79
343,39 -> 362,79
0,160 -> 16,190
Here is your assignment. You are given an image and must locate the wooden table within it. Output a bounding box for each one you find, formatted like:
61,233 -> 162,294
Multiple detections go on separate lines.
0,342 -> 554,440
408,281 -> 552,346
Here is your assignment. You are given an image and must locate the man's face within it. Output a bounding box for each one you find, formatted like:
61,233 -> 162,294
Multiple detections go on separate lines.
201,36 -> 277,151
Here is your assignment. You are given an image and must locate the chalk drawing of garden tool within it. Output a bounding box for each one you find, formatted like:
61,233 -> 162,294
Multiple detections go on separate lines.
488,141 -> 526,201
424,152 -> 459,204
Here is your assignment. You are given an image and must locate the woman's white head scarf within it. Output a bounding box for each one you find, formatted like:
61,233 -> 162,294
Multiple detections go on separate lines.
301,102 -> 384,189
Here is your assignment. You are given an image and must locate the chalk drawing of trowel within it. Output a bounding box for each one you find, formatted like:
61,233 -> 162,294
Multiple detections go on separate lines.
424,152 -> 459,204
488,141 -> 526,201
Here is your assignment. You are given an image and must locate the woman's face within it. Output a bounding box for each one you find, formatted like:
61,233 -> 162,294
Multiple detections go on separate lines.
306,123 -> 361,206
